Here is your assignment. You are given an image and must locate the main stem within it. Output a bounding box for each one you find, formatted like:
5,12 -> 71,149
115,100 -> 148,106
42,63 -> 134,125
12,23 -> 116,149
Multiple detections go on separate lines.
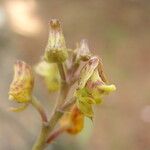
32,110 -> 63,150
32,62 -> 70,150
32,99 -> 75,150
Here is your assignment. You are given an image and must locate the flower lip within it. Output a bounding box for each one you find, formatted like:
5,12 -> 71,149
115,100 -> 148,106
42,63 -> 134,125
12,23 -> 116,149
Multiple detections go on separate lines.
9,94 -> 14,101
99,84 -> 116,92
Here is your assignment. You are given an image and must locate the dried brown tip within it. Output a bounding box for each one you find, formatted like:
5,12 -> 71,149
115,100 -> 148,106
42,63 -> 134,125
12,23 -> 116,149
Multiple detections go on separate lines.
98,59 -> 108,83
49,19 -> 61,30
80,39 -> 90,52
88,56 -> 99,66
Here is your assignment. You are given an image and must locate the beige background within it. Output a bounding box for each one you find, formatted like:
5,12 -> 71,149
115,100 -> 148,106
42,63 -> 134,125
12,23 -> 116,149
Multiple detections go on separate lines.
0,0 -> 150,149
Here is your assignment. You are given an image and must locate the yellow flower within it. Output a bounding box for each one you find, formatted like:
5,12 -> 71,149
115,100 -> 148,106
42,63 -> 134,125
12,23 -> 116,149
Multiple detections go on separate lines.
44,19 -> 68,63
35,61 -> 60,91
76,56 -> 116,118
60,105 -> 84,134
9,60 -> 34,103
86,68 -> 116,95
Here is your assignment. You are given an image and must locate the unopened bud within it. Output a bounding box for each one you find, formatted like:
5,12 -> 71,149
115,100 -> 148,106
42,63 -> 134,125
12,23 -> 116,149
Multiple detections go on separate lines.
44,19 -> 68,63
76,39 -> 91,61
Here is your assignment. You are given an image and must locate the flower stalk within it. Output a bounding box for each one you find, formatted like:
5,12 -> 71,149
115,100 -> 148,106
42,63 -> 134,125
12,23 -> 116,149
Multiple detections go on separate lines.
46,127 -> 66,144
32,98 -> 76,150
31,97 -> 48,123
8,19 -> 116,150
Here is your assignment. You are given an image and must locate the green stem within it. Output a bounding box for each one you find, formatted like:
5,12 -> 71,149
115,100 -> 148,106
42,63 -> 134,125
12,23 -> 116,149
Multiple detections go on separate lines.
57,63 -> 66,82
56,82 -> 69,108
46,127 -> 66,144
56,62 -> 69,108
31,97 -> 48,123
32,99 -> 75,150
32,62 -> 75,150
32,110 -> 63,150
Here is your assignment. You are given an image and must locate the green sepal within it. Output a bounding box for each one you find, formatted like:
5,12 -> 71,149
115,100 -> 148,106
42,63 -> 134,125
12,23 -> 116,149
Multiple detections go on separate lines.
76,88 -> 103,105
44,49 -> 68,63
76,99 -> 93,118
90,88 -> 103,104
9,103 -> 29,112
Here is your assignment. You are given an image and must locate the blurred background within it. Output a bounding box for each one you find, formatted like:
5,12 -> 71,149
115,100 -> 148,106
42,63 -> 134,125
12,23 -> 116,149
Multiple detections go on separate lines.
0,0 -> 150,149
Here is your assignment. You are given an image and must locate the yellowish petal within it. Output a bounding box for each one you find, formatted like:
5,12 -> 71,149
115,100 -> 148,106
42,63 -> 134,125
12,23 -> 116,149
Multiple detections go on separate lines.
9,103 -> 29,112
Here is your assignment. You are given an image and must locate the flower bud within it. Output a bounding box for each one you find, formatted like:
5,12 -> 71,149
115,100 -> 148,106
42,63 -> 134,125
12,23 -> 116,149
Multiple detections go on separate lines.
76,39 -> 91,62
44,19 -> 68,63
60,105 -> 84,134
35,61 -> 60,91
9,60 -> 34,103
